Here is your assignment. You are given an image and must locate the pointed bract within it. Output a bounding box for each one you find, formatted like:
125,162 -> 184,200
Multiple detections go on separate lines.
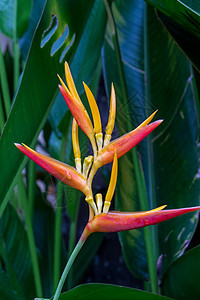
15,143 -> 91,197
59,85 -> 97,155
97,120 -> 163,167
84,206 -> 200,235
83,82 -> 102,134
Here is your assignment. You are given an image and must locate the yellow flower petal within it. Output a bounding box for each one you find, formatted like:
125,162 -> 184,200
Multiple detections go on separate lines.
83,82 -> 102,134
72,118 -> 81,159
57,74 -> 70,95
104,83 -> 116,146
137,110 -> 158,130
65,61 -> 81,103
103,150 -> 118,213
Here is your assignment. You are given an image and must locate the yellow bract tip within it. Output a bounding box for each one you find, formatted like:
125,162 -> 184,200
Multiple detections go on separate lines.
137,110 -> 158,130
83,82 -> 102,134
72,118 -> 81,159
104,83 -> 116,146
103,150 -> 118,212
57,74 -> 70,94
149,205 -> 167,212
64,62 -> 81,103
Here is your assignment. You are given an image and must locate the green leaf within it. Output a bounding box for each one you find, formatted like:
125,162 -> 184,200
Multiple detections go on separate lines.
155,11 -> 200,72
162,245 -> 200,299
0,204 -> 35,299
0,270 -> 24,300
0,0 -> 106,217
145,0 -> 200,39
20,0 -> 46,59
102,0 -> 199,282
144,1 -> 200,72
52,283 -> 172,300
0,0 -> 32,38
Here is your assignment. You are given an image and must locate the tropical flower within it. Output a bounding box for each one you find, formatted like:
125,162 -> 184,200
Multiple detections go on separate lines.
15,62 -> 200,300
15,61 -> 200,237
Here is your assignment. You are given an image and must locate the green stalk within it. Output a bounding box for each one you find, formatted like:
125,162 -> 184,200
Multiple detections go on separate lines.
104,0 -> 158,293
53,237 -> 85,300
0,43 -> 11,116
0,92 -> 5,133
28,159 -> 36,222
66,201 -> 79,289
144,4 -> 159,292
53,181 -> 63,292
13,0 -> 20,92
18,175 -> 43,297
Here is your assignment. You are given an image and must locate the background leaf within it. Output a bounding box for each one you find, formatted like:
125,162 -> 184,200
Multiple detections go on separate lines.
102,0 -> 200,281
0,0 -> 32,38
145,0 -> 200,39
162,245 -> 200,299
53,283 -> 172,300
0,204 -> 35,300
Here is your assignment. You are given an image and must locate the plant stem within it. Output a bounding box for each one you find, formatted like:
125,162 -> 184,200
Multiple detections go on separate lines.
13,0 -> 20,92
143,4 -> 159,293
28,159 -> 35,222
66,202 -> 79,289
53,237 -> 85,300
53,181 -> 63,292
0,92 -> 5,133
104,0 -> 158,293
0,43 -> 11,116
18,175 -> 43,297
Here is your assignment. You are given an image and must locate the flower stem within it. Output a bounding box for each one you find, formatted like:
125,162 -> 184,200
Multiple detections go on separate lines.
66,201 -> 79,289
53,181 -> 63,292
104,0 -> 158,293
53,237 -> 85,300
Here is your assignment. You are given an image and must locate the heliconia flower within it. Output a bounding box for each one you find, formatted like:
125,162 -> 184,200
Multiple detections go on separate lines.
14,143 -> 92,197
15,62 -> 200,300
80,206 -> 200,242
15,62 -> 199,242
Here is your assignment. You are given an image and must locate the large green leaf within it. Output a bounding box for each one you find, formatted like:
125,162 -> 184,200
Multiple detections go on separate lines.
0,204 -> 35,299
162,245 -> 200,299
102,0 -> 199,281
51,283 -> 172,300
0,0 -> 107,217
145,1 -> 200,72
0,270 -> 24,300
0,0 -> 32,38
155,11 -> 200,72
145,0 -> 200,39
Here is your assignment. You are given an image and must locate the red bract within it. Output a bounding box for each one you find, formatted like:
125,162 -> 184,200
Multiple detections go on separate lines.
96,120 -> 163,167
15,143 -> 91,197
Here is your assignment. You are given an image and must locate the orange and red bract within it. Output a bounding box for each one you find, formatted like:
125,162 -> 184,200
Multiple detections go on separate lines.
15,143 -> 91,197
94,120 -> 163,168
80,206 -> 200,241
